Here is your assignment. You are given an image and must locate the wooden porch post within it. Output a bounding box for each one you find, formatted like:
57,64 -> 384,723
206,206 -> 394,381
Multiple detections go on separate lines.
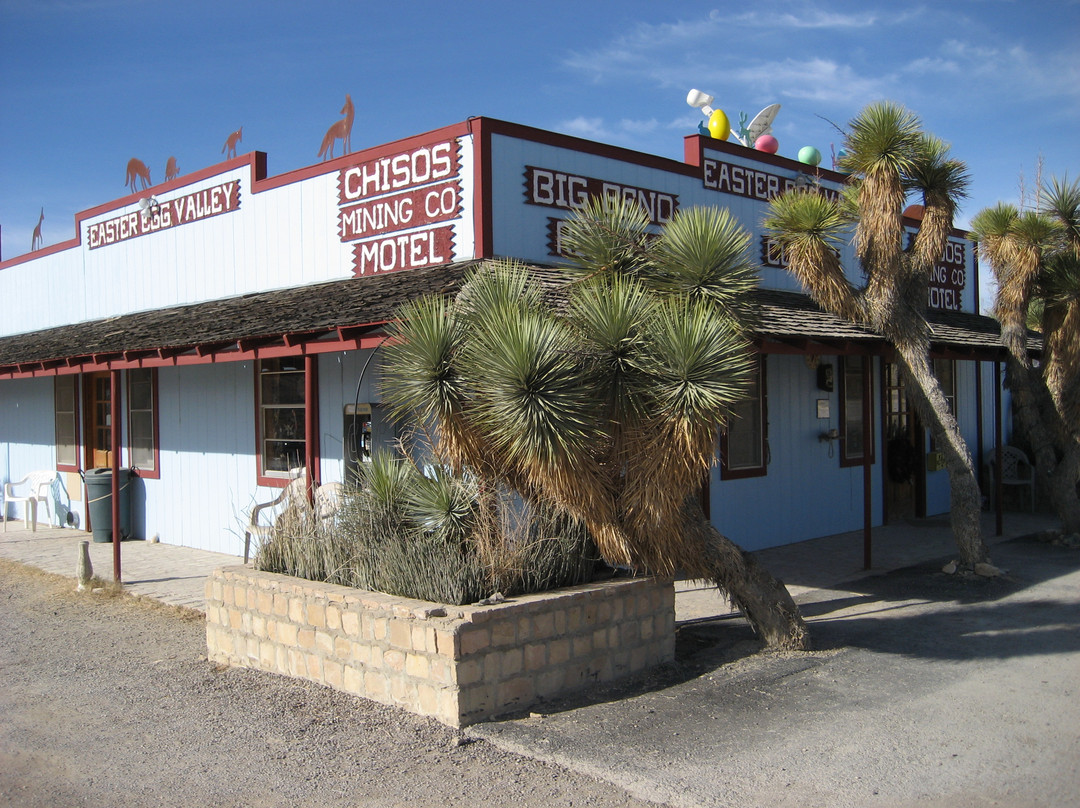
862,353 -> 873,570
110,369 -> 122,582
994,361 -> 1003,536
304,354 -> 319,502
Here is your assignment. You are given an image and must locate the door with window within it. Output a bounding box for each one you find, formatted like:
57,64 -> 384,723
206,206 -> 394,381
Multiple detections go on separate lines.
882,362 -> 925,520
84,372 -> 113,468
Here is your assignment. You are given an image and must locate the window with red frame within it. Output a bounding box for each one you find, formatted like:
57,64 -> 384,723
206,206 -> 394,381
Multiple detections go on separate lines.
257,358 -> 306,479
127,368 -> 159,476
54,375 -> 78,470
721,356 -> 767,479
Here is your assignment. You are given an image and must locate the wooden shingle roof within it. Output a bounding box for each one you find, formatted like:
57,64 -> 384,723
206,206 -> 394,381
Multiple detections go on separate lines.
0,263 -> 1023,377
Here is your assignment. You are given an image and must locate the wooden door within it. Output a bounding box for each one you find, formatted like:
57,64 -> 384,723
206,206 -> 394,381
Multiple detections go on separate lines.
881,362 -> 925,521
84,372 -> 113,468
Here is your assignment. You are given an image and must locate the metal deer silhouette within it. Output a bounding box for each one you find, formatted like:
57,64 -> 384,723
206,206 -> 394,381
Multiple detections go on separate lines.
31,208 -> 44,251
222,127 -> 243,159
125,158 -> 152,194
165,156 -> 179,181
318,94 -> 354,161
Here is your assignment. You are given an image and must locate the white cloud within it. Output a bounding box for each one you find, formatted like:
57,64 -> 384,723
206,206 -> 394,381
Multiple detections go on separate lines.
558,116 -> 612,141
928,39 -> 1080,107
617,118 -> 662,136
728,59 -> 893,104
903,56 -> 962,77
710,8 -> 882,29
557,116 -> 669,144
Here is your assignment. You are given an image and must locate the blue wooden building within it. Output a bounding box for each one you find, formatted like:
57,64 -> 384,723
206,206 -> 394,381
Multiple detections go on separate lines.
0,119 -> 1011,556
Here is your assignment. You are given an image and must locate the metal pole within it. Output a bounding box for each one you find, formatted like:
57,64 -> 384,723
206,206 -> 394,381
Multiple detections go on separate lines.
110,369 -> 122,582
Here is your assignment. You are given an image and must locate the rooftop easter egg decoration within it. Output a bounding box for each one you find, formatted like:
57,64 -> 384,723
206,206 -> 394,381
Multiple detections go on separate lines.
798,146 -> 822,166
708,110 -> 730,141
755,134 -> 779,154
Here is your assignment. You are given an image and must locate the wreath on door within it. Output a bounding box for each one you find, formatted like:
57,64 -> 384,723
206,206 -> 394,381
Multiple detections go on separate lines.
887,437 -> 918,484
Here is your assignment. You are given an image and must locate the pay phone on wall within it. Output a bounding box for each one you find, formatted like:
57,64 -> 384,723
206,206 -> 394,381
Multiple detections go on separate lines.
347,401 -> 378,460
345,403 -> 389,483
345,403 -> 372,462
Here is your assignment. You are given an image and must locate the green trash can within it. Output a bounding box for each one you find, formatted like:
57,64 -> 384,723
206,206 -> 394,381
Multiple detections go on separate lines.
83,467 -> 133,543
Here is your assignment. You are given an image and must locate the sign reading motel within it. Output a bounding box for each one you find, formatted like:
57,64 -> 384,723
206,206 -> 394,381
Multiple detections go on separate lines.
337,138 -> 463,277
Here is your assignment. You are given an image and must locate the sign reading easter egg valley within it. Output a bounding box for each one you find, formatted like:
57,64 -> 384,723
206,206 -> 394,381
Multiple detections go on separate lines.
337,138 -> 463,276
86,181 -> 241,250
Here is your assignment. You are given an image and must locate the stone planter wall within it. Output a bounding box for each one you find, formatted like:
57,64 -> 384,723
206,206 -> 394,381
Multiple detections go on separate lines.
205,567 -> 675,727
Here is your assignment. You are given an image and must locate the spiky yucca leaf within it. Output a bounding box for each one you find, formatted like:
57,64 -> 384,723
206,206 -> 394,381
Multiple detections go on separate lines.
994,212 -> 1063,331
565,273 -> 657,424
454,260 -> 544,324
843,102 -> 921,279
648,206 -> 757,319
842,101 -> 921,179
764,190 -> 862,321
1041,175 -> 1080,252
559,195 -> 651,278
642,296 -> 755,428
381,295 -> 464,426
358,449 -> 417,520
906,134 -> 969,275
463,303 -> 599,472
1039,251 -> 1080,310
970,203 -> 1021,278
407,465 -> 480,547
610,297 -> 756,574
379,295 -> 483,470
905,135 -> 969,208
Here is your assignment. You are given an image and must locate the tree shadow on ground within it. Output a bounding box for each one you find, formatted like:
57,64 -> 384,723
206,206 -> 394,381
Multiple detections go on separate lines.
794,536 -> 1080,662
520,536 -> 1080,720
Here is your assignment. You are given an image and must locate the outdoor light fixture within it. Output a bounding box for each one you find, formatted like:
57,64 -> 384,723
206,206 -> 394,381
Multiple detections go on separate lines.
138,196 -> 161,220
686,89 -> 715,117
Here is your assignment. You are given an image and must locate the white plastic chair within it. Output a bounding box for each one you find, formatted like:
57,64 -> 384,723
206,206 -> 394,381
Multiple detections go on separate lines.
244,469 -> 307,563
3,471 -> 57,532
989,446 -> 1036,512
314,481 -> 343,520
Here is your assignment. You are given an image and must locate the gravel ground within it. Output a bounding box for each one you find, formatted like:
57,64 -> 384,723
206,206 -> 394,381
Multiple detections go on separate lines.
0,558 -> 657,808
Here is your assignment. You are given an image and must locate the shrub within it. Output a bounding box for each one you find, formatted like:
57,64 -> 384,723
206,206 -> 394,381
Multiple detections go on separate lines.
254,451 -> 600,605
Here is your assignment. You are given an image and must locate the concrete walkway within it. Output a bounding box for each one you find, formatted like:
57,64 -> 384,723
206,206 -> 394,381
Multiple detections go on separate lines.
0,523 -> 239,612
0,510 -> 1059,618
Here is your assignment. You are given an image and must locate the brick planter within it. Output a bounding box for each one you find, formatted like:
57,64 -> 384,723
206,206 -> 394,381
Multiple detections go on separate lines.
205,567 -> 675,727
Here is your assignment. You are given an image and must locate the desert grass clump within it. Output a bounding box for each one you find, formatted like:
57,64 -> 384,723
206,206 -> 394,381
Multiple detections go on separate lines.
253,451 -> 600,605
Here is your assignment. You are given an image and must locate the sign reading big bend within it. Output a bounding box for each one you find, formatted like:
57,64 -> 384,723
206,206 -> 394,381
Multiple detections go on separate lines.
337,138 -> 463,277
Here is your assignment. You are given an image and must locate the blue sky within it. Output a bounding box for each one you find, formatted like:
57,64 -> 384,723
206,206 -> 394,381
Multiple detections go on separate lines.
2,0 -> 1078,308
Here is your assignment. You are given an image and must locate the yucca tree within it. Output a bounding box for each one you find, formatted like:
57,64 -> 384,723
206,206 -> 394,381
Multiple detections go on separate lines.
765,101 -> 990,568
381,197 -> 809,650
971,176 -> 1080,533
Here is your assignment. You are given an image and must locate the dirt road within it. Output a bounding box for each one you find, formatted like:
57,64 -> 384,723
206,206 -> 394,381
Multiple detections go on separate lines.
5,535 -> 1079,808
0,558 -> 654,808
